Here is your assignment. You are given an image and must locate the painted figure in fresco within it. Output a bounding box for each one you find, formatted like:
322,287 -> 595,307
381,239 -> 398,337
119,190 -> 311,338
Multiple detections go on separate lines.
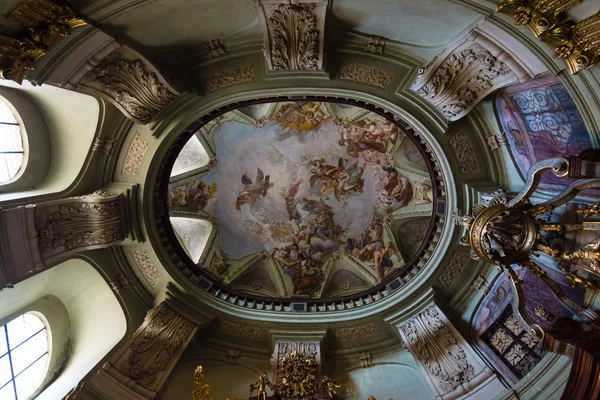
309,158 -> 366,201
281,180 -> 303,222
170,180 -> 217,212
236,168 -> 274,211
274,244 -> 323,295
375,166 -> 412,211
272,101 -> 328,135
338,118 -> 397,158
346,220 -> 394,281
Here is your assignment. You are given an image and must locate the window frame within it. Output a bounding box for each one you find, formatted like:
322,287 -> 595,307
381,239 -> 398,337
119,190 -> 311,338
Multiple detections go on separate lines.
0,313 -> 50,400
0,297 -> 71,400
0,87 -> 50,193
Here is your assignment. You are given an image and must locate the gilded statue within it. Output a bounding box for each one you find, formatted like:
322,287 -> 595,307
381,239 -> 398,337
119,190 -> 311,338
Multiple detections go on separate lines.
250,372 -> 271,400
320,375 -> 341,399
193,366 -> 212,400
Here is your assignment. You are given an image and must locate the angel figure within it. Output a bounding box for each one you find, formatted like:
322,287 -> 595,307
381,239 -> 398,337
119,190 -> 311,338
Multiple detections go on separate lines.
236,168 -> 274,211
309,158 -> 366,201
250,372 -> 271,400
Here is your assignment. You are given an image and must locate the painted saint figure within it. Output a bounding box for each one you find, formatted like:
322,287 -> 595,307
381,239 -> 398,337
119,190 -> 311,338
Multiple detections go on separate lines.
236,168 -> 274,211
309,158 -> 366,201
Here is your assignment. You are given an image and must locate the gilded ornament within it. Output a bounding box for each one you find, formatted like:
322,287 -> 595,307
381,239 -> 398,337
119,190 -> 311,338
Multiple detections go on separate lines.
7,0 -> 86,48
0,35 -> 46,84
193,366 -> 213,400
364,35 -> 386,54
250,372 -> 271,400
497,1 -> 600,73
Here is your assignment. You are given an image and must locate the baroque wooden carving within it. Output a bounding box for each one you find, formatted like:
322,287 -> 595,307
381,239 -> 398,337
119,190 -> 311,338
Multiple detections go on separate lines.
399,306 -> 475,395
272,341 -> 321,386
255,0 -> 328,71
449,129 -> 479,173
85,57 -> 179,124
339,63 -> 394,89
120,304 -> 197,388
412,39 -> 517,121
34,191 -> 124,261
497,1 -> 600,74
204,65 -> 254,92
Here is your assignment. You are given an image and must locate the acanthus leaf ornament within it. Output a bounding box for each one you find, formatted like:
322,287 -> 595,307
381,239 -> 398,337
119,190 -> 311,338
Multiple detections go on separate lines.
85,58 -> 178,124
399,305 -> 475,395
412,39 -> 517,121
255,1 -> 327,71
120,304 -> 197,388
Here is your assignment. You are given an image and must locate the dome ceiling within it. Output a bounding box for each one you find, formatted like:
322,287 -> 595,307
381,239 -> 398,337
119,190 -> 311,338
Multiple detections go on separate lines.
162,100 -> 438,300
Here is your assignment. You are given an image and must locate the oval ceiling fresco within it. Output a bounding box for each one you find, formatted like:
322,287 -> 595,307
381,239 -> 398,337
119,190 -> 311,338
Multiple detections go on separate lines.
163,100 -> 438,300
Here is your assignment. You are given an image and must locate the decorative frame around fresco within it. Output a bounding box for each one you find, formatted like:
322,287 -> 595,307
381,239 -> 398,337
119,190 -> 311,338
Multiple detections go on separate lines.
153,96 -> 441,306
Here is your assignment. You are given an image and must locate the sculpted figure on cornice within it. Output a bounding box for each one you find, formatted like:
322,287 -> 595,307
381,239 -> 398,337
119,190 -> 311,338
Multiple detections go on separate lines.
412,36 -> 519,121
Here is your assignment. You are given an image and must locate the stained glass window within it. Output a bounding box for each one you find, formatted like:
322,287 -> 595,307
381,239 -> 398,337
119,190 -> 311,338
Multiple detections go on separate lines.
0,314 -> 49,400
0,98 -> 24,184
481,306 -> 544,379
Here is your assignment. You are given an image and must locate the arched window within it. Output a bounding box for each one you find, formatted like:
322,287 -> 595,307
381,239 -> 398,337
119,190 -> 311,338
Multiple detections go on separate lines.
0,98 -> 24,184
0,313 -> 49,400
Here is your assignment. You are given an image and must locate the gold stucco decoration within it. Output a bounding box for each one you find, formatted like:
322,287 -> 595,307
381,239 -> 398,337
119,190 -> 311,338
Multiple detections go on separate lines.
0,0 -> 86,84
497,0 -> 600,73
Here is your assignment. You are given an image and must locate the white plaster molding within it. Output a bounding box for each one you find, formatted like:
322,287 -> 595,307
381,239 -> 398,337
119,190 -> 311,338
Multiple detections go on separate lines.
411,33 -> 520,121
253,0 -> 328,71
396,304 -> 504,400
475,20 -> 548,80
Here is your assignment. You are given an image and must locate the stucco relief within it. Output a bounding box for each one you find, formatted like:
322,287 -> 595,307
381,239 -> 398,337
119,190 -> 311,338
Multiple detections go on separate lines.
449,129 -> 479,173
340,63 -> 393,89
439,252 -> 470,289
218,320 -> 263,339
412,39 -> 517,121
254,0 -> 327,71
336,322 -> 380,340
132,250 -> 163,287
34,193 -> 124,261
399,306 -> 475,395
85,58 -> 179,124
118,304 -> 197,390
204,65 -> 254,92
123,132 -> 150,176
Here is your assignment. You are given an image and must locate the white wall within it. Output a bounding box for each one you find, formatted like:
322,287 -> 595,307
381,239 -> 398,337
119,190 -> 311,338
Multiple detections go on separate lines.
0,259 -> 126,399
